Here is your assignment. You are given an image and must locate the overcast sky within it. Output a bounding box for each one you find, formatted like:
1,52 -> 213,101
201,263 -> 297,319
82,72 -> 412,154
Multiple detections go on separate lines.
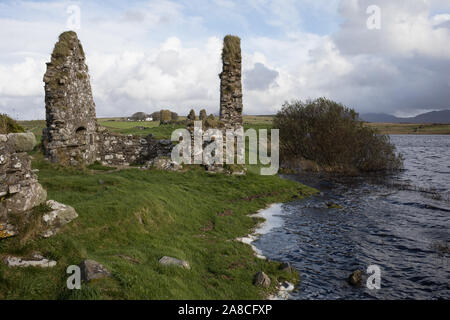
0,0 -> 449,120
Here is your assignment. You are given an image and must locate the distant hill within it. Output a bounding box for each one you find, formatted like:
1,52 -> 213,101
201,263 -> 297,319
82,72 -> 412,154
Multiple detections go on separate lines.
360,110 -> 450,124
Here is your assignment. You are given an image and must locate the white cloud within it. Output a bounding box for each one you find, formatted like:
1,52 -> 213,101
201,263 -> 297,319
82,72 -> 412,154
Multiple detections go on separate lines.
0,0 -> 449,120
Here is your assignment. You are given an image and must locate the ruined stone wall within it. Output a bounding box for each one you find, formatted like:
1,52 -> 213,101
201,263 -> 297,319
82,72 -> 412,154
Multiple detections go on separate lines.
0,133 -> 47,237
219,35 -> 243,130
42,32 -> 174,168
95,128 -> 173,166
42,31 -> 98,166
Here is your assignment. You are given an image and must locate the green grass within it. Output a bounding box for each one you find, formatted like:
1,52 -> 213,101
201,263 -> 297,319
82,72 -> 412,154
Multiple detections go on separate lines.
0,147 -> 316,300
18,120 -> 45,141
87,161 -> 117,171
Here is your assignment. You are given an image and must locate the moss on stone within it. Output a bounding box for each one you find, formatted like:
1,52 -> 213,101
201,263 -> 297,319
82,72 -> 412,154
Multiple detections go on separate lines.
76,72 -> 87,80
51,31 -> 84,65
222,35 -> 241,61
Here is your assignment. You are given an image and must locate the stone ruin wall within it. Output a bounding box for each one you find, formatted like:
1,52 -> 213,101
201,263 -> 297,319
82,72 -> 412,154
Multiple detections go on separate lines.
42,32 -> 245,168
96,128 -> 173,166
42,32 -> 173,167
219,35 -> 243,130
0,133 -> 47,238
42,31 -> 98,166
184,35 -> 245,172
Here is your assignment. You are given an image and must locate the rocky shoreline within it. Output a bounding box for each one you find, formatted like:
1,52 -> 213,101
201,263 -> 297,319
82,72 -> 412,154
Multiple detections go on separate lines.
237,203 -> 296,300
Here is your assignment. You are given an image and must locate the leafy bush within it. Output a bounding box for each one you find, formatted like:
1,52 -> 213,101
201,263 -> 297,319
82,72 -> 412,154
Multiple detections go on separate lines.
151,111 -> 160,121
160,110 -> 172,124
274,98 -> 403,173
0,114 -> 25,134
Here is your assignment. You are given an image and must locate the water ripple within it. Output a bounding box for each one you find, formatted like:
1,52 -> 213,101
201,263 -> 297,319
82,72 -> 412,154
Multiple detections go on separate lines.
254,135 -> 450,300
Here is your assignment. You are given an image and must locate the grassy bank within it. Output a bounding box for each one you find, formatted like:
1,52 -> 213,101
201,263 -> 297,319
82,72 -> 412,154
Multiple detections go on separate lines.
1,120 -> 316,300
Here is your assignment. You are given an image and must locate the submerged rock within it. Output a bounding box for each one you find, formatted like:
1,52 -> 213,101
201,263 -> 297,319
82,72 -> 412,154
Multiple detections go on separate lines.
253,271 -> 271,288
158,256 -> 190,270
79,259 -> 111,281
42,200 -> 78,238
348,270 -> 363,286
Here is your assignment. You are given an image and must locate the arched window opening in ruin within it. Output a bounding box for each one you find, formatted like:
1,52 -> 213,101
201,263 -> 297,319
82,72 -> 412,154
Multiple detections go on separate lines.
75,126 -> 87,145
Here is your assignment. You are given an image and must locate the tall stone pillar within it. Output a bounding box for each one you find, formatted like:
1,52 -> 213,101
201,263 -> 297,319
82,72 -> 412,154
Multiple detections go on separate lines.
42,31 -> 98,166
219,35 -> 243,130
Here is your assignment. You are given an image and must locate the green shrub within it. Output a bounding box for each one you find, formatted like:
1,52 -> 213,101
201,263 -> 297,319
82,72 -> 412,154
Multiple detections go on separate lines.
274,98 -> 403,173
160,110 -> 172,124
151,111 -> 160,121
0,114 -> 25,134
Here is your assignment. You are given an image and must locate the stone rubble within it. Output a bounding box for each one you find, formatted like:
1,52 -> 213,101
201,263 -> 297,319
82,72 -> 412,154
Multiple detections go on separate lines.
0,133 -> 47,237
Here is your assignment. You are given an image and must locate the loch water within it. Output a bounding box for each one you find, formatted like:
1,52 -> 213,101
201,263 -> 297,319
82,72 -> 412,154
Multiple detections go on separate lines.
254,135 -> 450,300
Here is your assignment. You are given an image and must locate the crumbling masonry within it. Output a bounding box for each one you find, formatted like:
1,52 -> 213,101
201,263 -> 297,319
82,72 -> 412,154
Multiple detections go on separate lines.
0,133 -> 47,238
219,35 -> 243,130
42,32 -> 173,167
42,32 -> 244,168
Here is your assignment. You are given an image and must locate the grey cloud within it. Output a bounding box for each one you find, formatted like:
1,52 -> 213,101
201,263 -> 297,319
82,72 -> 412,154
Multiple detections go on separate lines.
244,63 -> 279,91
321,0 -> 450,115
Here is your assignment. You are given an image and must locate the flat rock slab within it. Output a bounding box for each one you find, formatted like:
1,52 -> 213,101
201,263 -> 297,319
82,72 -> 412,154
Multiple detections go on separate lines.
79,259 -> 111,282
42,200 -> 78,238
159,256 -> 190,270
4,254 -> 57,268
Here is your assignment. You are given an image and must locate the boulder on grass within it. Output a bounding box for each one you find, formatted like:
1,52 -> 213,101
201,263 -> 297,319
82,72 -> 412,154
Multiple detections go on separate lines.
79,259 -> 111,281
159,256 -> 190,270
42,200 -> 78,238
253,271 -> 271,288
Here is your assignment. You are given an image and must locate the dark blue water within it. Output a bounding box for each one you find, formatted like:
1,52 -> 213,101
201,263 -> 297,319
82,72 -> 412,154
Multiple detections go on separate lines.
255,135 -> 450,300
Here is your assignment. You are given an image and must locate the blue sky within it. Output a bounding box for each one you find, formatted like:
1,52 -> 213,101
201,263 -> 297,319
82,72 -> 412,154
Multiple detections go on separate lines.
0,0 -> 449,119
